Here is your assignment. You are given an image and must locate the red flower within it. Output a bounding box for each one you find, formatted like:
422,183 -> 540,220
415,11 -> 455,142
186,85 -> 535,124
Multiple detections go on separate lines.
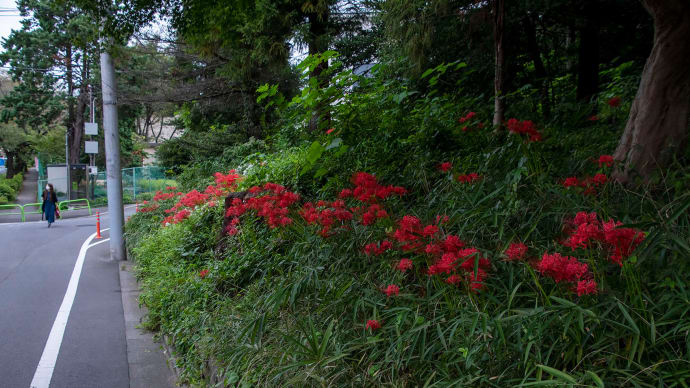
457,173 -> 481,184
563,177 -> 581,188
445,274 -> 461,285
591,173 -> 608,185
536,252 -> 589,283
384,284 -> 400,297
607,96 -> 621,108
326,128 -> 335,134
199,269 -> 209,278
588,115 -> 599,121
506,118 -> 543,142
396,258 -> 413,272
576,279 -> 597,296
505,242 -> 528,261
366,319 -> 381,330
438,162 -> 452,172
458,111 -> 476,123
597,155 -> 614,168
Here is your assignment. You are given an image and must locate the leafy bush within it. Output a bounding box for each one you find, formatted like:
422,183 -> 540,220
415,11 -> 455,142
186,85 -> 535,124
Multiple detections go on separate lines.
0,173 -> 23,202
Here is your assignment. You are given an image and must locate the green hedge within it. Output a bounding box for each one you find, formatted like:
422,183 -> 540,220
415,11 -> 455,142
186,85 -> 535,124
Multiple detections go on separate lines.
0,173 -> 24,204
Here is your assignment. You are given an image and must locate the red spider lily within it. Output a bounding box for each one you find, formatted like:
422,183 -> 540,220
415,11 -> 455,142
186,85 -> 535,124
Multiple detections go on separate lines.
505,242 -> 528,260
396,258 -> 413,272
199,269 -> 209,278
576,279 -> 597,296
445,274 -> 462,285
536,252 -> 589,283
384,284 -> 400,297
214,170 -> 241,190
438,162 -> 452,172
506,118 -> 543,142
607,96 -> 621,108
364,240 -> 392,256
365,320 -> 381,330
597,155 -> 614,168
458,111 -> 476,123
457,173 -> 481,184
562,212 -> 644,265
326,128 -> 335,134
588,115 -> 599,121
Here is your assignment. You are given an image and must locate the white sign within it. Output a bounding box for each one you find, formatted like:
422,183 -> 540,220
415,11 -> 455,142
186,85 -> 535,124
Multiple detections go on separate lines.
85,141 -> 99,154
85,122 -> 98,135
89,166 -> 98,175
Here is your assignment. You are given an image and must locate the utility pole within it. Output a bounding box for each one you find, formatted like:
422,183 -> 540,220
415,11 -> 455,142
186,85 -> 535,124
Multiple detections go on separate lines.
100,48 -> 126,261
65,129 -> 70,200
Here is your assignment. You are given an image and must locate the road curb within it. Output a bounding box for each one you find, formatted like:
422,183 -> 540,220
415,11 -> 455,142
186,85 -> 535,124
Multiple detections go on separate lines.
119,261 -> 180,388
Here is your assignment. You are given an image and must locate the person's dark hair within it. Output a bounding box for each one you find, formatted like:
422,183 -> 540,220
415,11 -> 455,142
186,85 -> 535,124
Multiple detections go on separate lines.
47,183 -> 54,193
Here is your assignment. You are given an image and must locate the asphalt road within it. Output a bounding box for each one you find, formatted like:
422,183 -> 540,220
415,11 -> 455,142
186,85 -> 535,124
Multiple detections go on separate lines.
0,208 -> 137,388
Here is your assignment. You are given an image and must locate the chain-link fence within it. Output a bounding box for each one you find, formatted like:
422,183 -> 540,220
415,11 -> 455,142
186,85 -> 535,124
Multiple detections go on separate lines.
38,166 -> 176,205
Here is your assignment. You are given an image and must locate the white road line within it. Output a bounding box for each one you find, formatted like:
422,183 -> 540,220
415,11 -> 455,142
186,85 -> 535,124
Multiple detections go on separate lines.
30,231 -> 99,388
88,238 -> 110,248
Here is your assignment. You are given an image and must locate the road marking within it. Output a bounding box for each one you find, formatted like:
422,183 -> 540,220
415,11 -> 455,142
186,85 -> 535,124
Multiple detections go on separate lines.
88,238 -> 110,248
29,231 -> 99,388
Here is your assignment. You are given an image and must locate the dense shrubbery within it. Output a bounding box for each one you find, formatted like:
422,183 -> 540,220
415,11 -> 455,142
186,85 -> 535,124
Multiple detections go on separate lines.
0,173 -> 24,204
125,59 -> 690,386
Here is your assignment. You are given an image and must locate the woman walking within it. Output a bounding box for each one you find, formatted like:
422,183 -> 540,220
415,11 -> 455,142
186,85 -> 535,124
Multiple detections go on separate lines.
42,183 -> 58,227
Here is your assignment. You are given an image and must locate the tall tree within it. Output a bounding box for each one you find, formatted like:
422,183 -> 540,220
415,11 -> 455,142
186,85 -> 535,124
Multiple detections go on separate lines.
492,0 -> 505,126
613,0 -> 690,183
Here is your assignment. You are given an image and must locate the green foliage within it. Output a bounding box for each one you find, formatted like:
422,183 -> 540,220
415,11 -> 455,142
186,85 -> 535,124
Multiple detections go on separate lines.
125,55 -> 690,386
0,173 -> 24,202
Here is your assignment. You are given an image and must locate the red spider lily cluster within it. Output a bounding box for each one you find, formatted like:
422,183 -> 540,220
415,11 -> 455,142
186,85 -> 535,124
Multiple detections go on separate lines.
458,111 -> 484,131
224,183 -> 301,233
597,155 -> 614,168
136,201 -> 160,213
340,172 -> 407,203
504,242 -> 528,261
536,252 -> 596,296
158,171 -> 240,225
562,173 -> 608,195
384,284 -> 400,297
457,173 -> 481,184
562,211 -> 645,265
365,319 -> 381,331
506,118 -> 542,142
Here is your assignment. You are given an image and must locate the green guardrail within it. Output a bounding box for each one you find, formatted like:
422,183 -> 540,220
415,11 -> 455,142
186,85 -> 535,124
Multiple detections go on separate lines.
23,202 -> 43,221
0,204 -> 25,222
0,198 -> 92,222
58,199 -> 92,215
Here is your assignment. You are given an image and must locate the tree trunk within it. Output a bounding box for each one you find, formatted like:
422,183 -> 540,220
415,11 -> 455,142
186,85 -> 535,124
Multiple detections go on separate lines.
69,50 -> 89,164
613,0 -> 690,183
307,8 -> 330,132
575,2 -> 600,102
492,0 -> 505,127
5,152 -> 18,179
524,15 -> 550,118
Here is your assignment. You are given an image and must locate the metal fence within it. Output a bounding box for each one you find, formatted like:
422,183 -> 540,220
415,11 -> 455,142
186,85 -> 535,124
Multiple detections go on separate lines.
38,166 -> 175,204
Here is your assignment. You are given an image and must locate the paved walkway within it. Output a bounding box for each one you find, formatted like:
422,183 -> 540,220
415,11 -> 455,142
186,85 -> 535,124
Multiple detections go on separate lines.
16,168 -> 40,205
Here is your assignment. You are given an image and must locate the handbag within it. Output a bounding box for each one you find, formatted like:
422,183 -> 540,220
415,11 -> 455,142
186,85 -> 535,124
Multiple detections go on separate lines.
55,207 -> 61,219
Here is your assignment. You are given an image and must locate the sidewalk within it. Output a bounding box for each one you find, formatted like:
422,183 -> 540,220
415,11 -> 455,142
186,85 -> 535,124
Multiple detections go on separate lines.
120,261 -> 179,388
15,168 -> 39,205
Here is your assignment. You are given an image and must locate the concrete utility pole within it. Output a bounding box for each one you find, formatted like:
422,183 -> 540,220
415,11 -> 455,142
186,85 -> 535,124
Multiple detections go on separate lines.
100,49 -> 126,261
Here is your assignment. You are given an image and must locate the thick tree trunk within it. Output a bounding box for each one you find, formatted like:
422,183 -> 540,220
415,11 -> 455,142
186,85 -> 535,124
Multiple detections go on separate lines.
576,2 -> 600,102
492,0 -> 505,126
613,0 -> 690,183
307,8 -> 330,132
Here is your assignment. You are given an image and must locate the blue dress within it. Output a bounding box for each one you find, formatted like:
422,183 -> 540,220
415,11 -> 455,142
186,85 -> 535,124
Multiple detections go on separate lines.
43,192 -> 56,224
